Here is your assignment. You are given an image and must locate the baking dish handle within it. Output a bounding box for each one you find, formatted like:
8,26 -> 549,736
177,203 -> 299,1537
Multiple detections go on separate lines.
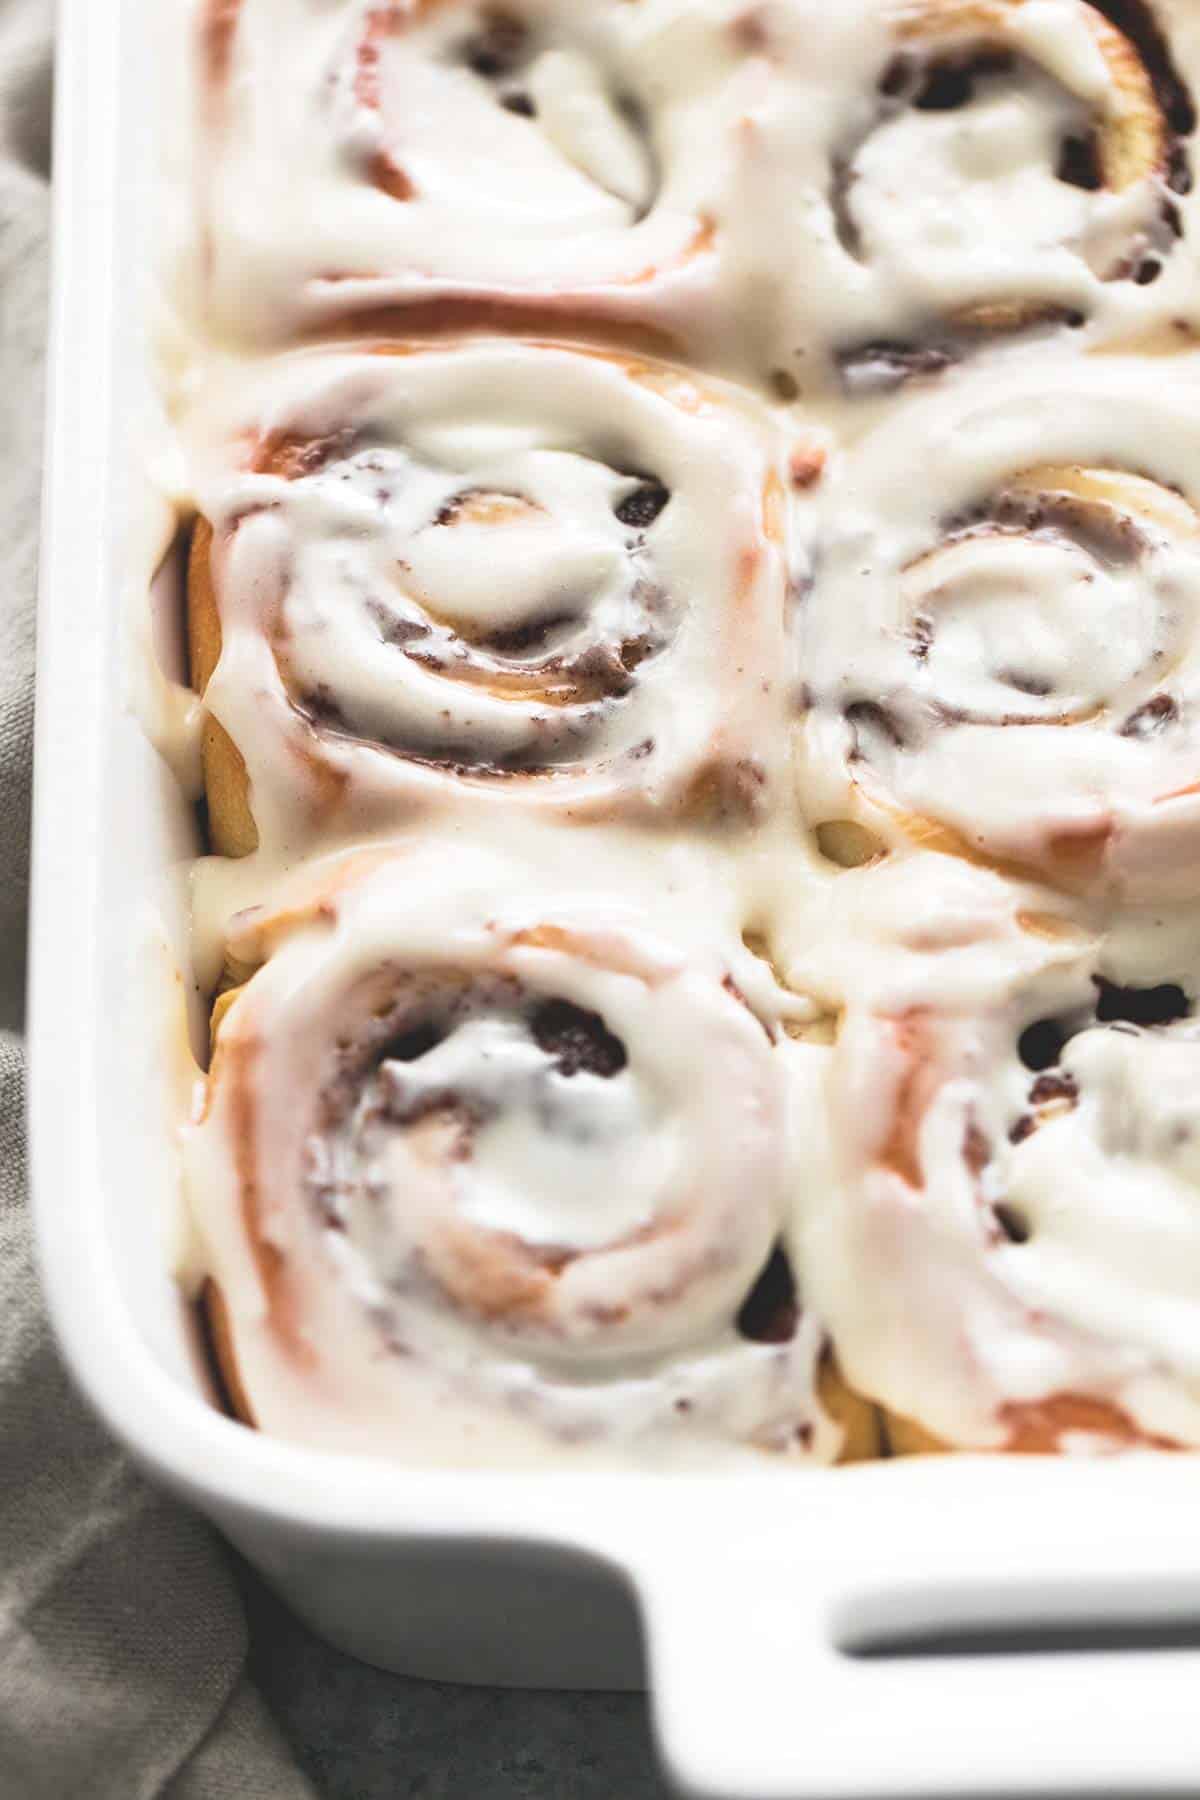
634,1475 -> 1200,1800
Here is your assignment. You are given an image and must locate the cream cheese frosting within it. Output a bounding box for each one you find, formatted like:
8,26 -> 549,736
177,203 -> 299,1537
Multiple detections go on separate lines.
196,0 -> 751,353
182,338 -> 800,854
796,357 -> 1200,899
196,1 -> 1200,384
787,854 -> 1200,1448
168,0 -> 1200,1462
722,0 -> 1200,392
185,849 -> 850,1466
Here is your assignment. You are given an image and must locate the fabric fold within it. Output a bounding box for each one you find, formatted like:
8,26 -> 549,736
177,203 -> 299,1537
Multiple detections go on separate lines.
0,3 -> 313,1792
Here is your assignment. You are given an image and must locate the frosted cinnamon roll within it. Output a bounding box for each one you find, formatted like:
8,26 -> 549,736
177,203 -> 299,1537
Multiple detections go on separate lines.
186,852 -> 878,1466
787,854 -> 1200,1452
185,340 -> 793,856
731,0 -> 1196,388
196,0 -> 755,350
798,359 -> 1200,899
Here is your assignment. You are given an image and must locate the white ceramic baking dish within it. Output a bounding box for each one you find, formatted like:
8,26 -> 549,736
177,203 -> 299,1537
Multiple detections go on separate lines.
28,4 -> 1200,1796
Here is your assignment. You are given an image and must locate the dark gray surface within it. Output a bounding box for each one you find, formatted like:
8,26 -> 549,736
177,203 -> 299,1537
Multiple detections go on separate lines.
240,1565 -> 671,1800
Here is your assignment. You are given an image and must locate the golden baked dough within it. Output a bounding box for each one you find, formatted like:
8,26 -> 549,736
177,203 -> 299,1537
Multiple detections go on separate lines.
188,519 -> 259,858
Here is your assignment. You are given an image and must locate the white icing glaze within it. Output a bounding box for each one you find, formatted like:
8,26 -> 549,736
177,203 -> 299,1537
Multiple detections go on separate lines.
790,853 -> 1200,1447
185,339 -> 797,852
195,0 -> 1200,383
797,358 -> 1200,900
744,0 -> 1200,388
197,0 -> 754,352
185,850 -> 844,1466
847,75 -> 1099,283
165,0 -> 1200,1461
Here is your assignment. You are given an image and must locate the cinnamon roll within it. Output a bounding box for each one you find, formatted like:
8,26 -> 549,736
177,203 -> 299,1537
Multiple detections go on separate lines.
186,851 -> 878,1466
185,339 -> 794,856
729,0 -> 1196,388
798,358 -> 1200,899
786,853 -> 1200,1452
196,0 -> 754,351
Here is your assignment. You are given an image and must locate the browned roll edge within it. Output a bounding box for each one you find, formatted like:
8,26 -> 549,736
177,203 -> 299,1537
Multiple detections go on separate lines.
885,1395 -> 1180,1455
820,1354 -> 886,1463
202,1277 -> 258,1428
188,517 -> 260,858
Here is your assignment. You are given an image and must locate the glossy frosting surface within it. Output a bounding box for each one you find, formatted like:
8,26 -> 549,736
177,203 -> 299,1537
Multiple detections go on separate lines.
171,0 -> 1200,1461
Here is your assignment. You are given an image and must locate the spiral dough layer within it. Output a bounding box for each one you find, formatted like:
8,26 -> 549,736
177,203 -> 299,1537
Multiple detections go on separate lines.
186,339 -> 794,856
723,0 -> 1198,387
197,2 -> 1200,385
197,0 -> 753,350
789,853 -> 1200,1452
799,358 -> 1200,899
174,1 -> 1200,1468
186,853 -> 878,1466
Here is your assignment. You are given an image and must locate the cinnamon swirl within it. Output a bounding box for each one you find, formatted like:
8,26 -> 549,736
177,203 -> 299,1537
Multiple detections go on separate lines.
185,339 -> 795,855
167,0 -> 1200,1472
784,854 -> 1200,1453
798,358 -> 1200,899
728,0 -> 1197,389
197,0 -> 752,352
186,852 -> 878,1466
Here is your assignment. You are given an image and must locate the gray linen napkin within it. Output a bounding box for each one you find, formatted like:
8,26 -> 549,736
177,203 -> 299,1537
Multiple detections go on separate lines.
0,3 -> 314,1792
